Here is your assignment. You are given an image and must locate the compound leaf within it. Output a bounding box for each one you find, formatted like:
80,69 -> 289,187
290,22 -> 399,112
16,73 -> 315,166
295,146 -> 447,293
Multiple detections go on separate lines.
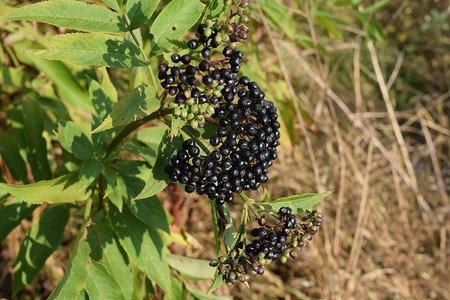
32,33 -> 149,68
3,0 -> 126,33
78,158 -> 103,190
13,205 -> 69,295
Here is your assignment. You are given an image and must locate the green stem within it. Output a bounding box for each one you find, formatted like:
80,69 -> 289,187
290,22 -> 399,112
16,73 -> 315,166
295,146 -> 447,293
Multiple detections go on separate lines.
239,193 -> 261,219
123,16 -> 158,88
105,108 -> 172,159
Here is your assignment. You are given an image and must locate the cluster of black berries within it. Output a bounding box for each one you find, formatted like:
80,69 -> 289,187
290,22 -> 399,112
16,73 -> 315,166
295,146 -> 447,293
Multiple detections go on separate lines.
163,5 -> 280,205
210,207 -> 323,284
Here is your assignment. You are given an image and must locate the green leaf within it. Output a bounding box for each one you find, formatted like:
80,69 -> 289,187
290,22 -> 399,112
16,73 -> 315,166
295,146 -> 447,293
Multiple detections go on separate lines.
217,205 -> 235,250
48,227 -> 91,300
123,140 -> 158,166
134,126 -> 166,144
134,129 -> 183,200
102,167 -> 124,211
126,195 -> 170,233
127,0 -> 160,30
150,0 -> 204,50
266,191 -> 332,214
206,272 -> 224,296
109,205 -> 171,292
87,76 -> 114,120
0,129 -> 28,183
22,99 -> 52,181
87,222 -> 133,300
11,41 -> 93,113
167,254 -> 215,280
85,261 -> 126,300
78,158 -> 103,190
0,174 -> 91,204
205,0 -> 226,20
13,205 -> 69,295
102,0 -> 121,11
0,200 -> 37,243
171,116 -> 186,137
3,0 -> 127,33
57,120 -> 95,160
32,33 -> 149,68
92,84 -> 159,133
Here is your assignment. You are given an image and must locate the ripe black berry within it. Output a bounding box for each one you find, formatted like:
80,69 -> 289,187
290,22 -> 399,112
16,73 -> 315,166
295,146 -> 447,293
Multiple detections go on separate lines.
188,39 -> 199,49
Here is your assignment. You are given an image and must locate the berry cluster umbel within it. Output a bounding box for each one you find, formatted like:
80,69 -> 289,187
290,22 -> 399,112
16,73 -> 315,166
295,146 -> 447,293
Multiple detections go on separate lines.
163,2 -> 280,205
210,208 -> 323,284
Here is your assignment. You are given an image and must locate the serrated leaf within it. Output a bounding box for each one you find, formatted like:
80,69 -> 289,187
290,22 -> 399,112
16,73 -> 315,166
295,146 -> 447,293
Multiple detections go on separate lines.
267,191 -> 332,214
48,226 -> 91,300
92,84 -> 159,133
150,0 -> 204,50
109,205 -> 171,292
206,272 -> 224,296
32,33 -> 149,68
85,261 -> 126,300
13,205 -> 69,295
0,200 -> 37,243
87,222 -> 133,300
126,0 -> 160,30
57,120 -> 94,160
126,195 -> 169,233
134,129 -> 183,200
3,0 -> 127,33
167,254 -> 215,280
0,174 -> 91,204
0,129 -> 28,183
123,140 -> 158,166
22,99 -> 52,181
78,158 -> 103,190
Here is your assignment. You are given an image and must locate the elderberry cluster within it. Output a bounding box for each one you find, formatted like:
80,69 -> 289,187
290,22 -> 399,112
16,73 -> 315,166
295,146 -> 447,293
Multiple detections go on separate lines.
163,4 -> 280,204
210,207 -> 323,284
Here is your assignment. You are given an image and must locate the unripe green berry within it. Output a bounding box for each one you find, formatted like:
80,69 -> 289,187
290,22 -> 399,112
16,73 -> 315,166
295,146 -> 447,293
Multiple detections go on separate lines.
205,19 -> 213,27
280,255 -> 287,263
187,113 -> 195,120
203,27 -> 212,37
189,105 -> 199,114
180,108 -> 188,119
209,259 -> 219,267
169,101 -> 178,108
218,256 -> 226,264
190,119 -> 199,129
174,108 -> 181,117
186,98 -> 195,106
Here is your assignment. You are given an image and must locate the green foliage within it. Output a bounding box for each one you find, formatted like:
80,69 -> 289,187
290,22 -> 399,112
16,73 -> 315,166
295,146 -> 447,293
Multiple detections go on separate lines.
0,0 -> 329,298
150,0 -> 205,50
33,33 -> 149,68
13,205 -> 69,294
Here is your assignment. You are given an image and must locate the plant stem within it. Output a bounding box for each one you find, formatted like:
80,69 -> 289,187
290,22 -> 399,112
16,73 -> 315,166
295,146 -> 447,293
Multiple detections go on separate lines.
105,108 -> 173,158
239,193 -> 261,219
123,16 -> 158,88
84,197 -> 92,221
